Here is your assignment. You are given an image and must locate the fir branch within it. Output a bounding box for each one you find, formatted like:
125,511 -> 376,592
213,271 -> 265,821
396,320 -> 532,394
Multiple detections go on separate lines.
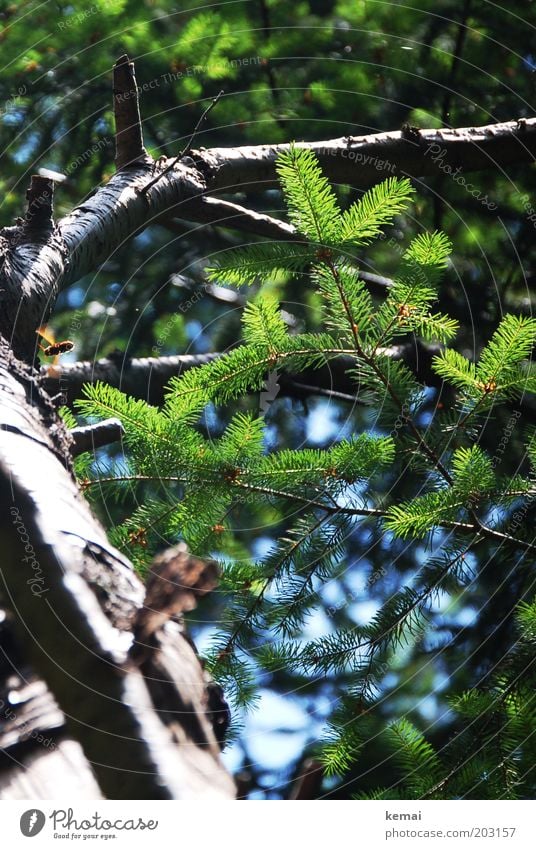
339,177 -> 415,245
217,512 -> 333,658
276,145 -> 342,243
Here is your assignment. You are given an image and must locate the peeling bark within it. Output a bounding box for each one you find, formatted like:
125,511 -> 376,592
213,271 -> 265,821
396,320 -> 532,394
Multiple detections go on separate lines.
195,117 -> 536,192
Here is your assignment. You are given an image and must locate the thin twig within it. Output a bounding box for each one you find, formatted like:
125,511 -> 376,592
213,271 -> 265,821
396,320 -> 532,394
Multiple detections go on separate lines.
140,90 -> 224,196
81,473 -> 536,552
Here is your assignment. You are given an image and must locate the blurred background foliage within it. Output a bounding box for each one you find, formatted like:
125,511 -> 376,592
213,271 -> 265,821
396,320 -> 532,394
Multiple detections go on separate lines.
1,0 -> 536,798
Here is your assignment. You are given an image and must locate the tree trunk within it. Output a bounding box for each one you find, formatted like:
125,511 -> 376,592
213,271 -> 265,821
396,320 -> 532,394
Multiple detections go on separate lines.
0,57 -> 234,801
0,53 -> 530,799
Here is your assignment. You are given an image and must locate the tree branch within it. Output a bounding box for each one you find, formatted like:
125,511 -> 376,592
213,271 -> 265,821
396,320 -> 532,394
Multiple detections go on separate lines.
161,195 -> 296,241
113,54 -> 150,170
70,418 -> 125,455
42,340 -> 441,408
43,352 -> 221,407
52,115 -> 536,301
3,105 -> 532,360
195,117 -> 536,192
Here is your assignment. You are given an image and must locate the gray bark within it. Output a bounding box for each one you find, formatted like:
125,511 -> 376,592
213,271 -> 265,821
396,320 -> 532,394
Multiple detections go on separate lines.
0,347 -> 234,799
195,117 -> 536,192
0,56 -> 235,801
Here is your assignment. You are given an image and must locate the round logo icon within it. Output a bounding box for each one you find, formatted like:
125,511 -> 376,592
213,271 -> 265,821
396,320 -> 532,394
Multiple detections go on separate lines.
20,809 -> 46,837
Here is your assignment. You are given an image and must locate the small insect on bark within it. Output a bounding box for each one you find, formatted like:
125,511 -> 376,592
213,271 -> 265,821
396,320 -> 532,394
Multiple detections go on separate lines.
42,340 -> 74,356
36,327 -> 75,378
36,327 -> 74,357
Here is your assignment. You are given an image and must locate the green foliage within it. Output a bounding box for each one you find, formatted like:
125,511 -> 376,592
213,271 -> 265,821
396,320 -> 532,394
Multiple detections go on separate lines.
206,243 -> 317,287
354,601 -> 536,800
433,315 -> 536,410
385,446 -> 497,539
276,146 -> 342,243
339,177 -> 415,245
76,146 -> 536,799
384,718 -> 442,795
373,232 -> 457,345
2,0 -> 535,801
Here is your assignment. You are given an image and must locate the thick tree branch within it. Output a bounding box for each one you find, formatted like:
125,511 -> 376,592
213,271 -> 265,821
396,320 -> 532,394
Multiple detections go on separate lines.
54,115 -> 536,291
0,163 -> 207,358
0,180 -> 65,361
2,108 -> 532,360
195,117 -> 536,192
58,162 -> 205,291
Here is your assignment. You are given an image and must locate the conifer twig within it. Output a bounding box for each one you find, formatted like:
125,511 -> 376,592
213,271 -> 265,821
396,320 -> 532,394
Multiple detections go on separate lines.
80,473 -> 536,553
